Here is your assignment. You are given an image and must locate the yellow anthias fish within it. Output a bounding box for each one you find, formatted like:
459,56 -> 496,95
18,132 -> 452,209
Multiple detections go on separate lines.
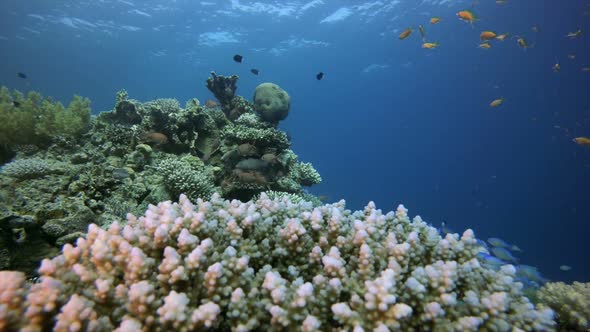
495,33 -> 509,41
399,27 -> 413,40
566,29 -> 582,38
573,137 -> 590,146
478,42 -> 492,49
490,98 -> 504,107
457,10 -> 476,24
422,42 -> 439,49
480,31 -> 497,40
430,17 -> 441,24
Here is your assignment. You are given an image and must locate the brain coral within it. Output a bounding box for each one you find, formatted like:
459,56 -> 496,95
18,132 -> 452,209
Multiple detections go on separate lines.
253,83 -> 290,123
0,194 -> 555,331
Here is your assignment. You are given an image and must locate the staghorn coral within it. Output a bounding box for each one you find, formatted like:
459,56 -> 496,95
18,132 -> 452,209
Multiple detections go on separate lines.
0,194 -> 555,331
537,281 -> 590,331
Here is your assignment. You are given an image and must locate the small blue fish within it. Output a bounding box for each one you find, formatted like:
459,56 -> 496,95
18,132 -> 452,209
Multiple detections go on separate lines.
476,239 -> 490,251
516,265 -> 548,284
516,276 -> 541,289
477,252 -> 507,269
487,237 -> 511,248
491,247 -> 518,263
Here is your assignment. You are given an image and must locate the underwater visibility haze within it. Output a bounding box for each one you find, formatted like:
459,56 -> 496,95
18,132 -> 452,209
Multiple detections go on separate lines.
1,0 -> 590,330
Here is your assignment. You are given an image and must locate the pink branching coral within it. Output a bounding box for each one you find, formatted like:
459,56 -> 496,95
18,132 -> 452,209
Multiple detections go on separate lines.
0,194 -> 555,331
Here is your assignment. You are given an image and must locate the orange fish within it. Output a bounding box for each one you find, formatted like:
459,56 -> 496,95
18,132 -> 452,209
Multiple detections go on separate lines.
495,33 -> 509,41
141,132 -> 169,145
478,42 -> 492,49
422,42 -> 439,49
430,17 -> 441,24
457,10 -> 476,24
399,28 -> 413,40
573,137 -> 590,146
490,98 -> 504,107
480,31 -> 497,40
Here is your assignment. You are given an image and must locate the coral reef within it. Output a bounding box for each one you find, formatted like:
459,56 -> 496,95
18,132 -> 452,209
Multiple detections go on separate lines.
537,281 -> 590,331
0,194 -> 555,331
0,72 -> 321,276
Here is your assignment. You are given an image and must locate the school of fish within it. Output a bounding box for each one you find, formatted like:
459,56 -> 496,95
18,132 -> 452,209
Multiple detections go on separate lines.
398,1 -> 590,148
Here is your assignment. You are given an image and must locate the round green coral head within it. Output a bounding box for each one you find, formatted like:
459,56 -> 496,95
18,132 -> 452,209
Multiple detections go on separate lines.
253,83 -> 290,123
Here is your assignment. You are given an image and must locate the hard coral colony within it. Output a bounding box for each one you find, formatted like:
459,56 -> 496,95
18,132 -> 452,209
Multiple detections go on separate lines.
0,194 -> 556,331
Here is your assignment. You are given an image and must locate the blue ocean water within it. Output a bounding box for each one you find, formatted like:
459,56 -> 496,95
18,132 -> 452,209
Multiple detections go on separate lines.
1,0 -> 589,283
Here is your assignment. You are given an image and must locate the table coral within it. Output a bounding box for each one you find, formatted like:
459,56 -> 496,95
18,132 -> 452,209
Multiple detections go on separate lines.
0,194 -> 555,331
